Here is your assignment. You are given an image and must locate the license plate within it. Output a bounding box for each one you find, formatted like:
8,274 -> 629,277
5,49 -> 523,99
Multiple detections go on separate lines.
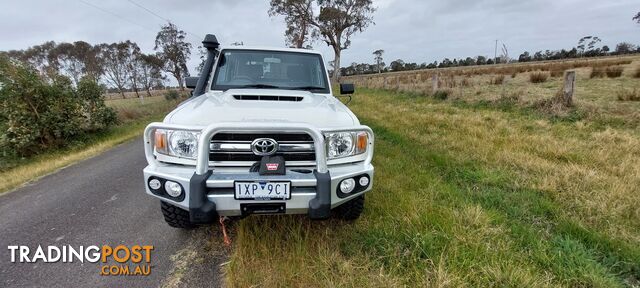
234,181 -> 291,200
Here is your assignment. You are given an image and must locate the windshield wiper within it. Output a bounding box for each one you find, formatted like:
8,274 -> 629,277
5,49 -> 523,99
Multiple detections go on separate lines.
284,86 -> 326,91
236,84 -> 282,89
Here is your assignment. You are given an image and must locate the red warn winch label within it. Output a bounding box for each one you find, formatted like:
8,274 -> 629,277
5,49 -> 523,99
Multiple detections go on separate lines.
266,163 -> 279,171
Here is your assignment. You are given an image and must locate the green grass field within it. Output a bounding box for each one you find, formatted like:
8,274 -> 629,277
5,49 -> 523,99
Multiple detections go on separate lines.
223,58 -> 640,287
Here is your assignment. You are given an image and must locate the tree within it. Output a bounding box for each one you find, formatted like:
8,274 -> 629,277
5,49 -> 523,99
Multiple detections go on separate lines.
577,36 -> 601,56
518,52 -> 531,62
476,55 -> 487,65
155,23 -> 192,90
50,42 -> 85,86
136,54 -> 165,97
404,62 -> 418,70
269,0 -> 316,48
99,41 -> 135,98
196,45 -> 207,74
12,41 -> 57,79
533,51 -> 545,61
316,0 -> 375,81
634,12 -> 640,23
125,43 -> 143,98
615,42 -> 636,55
439,58 -> 452,68
389,59 -> 404,71
373,49 -> 384,73
21,41 -> 103,86
461,57 -> 475,66
327,59 -> 335,77
269,0 -> 376,82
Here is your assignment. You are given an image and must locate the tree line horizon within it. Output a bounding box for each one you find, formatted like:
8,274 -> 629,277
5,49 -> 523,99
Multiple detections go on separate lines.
0,23 -> 191,98
2,3 -> 638,93
340,38 -> 640,77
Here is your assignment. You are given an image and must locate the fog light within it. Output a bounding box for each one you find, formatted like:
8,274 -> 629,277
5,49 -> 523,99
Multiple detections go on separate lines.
164,181 -> 183,197
340,178 -> 356,194
359,176 -> 369,187
148,179 -> 162,190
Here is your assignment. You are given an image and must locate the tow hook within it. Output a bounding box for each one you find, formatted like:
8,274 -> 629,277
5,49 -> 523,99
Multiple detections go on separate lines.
219,216 -> 232,246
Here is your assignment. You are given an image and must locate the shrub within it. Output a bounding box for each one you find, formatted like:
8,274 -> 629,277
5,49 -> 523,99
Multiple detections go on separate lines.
0,57 -> 116,157
590,67 -> 606,78
164,89 -> 180,101
489,75 -> 505,85
460,77 -> 471,87
550,69 -> 564,77
529,72 -> 549,83
432,89 -> 450,100
605,66 -> 624,78
496,91 -> 522,107
76,77 -> 117,130
617,88 -> 640,101
634,67 -> 640,79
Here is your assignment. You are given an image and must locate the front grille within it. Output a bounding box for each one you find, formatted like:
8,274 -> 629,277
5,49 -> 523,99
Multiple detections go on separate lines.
209,133 -> 316,164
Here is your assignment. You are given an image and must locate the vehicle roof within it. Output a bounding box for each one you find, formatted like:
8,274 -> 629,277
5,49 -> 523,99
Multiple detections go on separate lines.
219,46 -> 323,55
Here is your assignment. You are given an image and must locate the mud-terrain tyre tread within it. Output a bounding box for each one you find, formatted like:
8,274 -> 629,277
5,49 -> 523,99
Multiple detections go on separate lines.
335,195 -> 365,220
161,201 -> 195,229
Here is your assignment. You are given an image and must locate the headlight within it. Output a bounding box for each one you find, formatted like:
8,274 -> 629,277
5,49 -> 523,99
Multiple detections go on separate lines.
154,129 -> 200,159
325,131 -> 368,159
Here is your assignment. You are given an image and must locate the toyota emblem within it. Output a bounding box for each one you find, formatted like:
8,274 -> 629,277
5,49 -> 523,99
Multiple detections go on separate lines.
251,138 -> 279,156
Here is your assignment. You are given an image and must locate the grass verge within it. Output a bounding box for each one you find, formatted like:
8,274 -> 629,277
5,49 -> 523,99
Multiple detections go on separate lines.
224,88 -> 639,287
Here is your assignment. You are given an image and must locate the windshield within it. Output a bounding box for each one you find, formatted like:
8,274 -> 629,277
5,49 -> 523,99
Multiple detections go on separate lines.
211,49 -> 330,93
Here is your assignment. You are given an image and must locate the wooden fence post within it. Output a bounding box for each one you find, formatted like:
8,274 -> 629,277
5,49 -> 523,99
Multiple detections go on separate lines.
432,74 -> 439,93
562,71 -> 576,107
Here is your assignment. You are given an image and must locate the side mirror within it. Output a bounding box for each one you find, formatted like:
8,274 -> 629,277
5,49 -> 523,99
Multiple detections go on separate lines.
340,83 -> 355,95
184,77 -> 199,89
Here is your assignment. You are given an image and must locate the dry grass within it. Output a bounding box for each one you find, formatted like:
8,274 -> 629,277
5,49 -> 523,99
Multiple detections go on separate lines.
344,55 -> 640,128
344,57 -> 633,88
617,88 -> 640,101
490,74 -> 505,85
103,88 -> 171,100
550,69 -> 565,77
605,66 -> 624,78
590,67 -> 606,78
106,94 -> 181,122
529,72 -> 549,83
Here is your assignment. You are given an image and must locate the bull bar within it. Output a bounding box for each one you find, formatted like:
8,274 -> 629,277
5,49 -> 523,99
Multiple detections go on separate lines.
143,122 -> 374,222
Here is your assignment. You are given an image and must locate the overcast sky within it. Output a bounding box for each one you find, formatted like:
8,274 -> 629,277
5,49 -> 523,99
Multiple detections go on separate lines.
1,0 -> 638,73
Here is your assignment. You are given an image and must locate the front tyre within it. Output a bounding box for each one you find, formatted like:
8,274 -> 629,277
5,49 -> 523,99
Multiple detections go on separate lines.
334,195 -> 365,220
161,201 -> 195,229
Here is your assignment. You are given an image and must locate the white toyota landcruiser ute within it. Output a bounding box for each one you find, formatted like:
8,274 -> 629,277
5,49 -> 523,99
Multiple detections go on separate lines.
142,35 -> 374,228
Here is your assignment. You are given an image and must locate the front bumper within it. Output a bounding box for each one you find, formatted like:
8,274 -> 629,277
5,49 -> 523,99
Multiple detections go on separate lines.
143,122 -> 374,222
